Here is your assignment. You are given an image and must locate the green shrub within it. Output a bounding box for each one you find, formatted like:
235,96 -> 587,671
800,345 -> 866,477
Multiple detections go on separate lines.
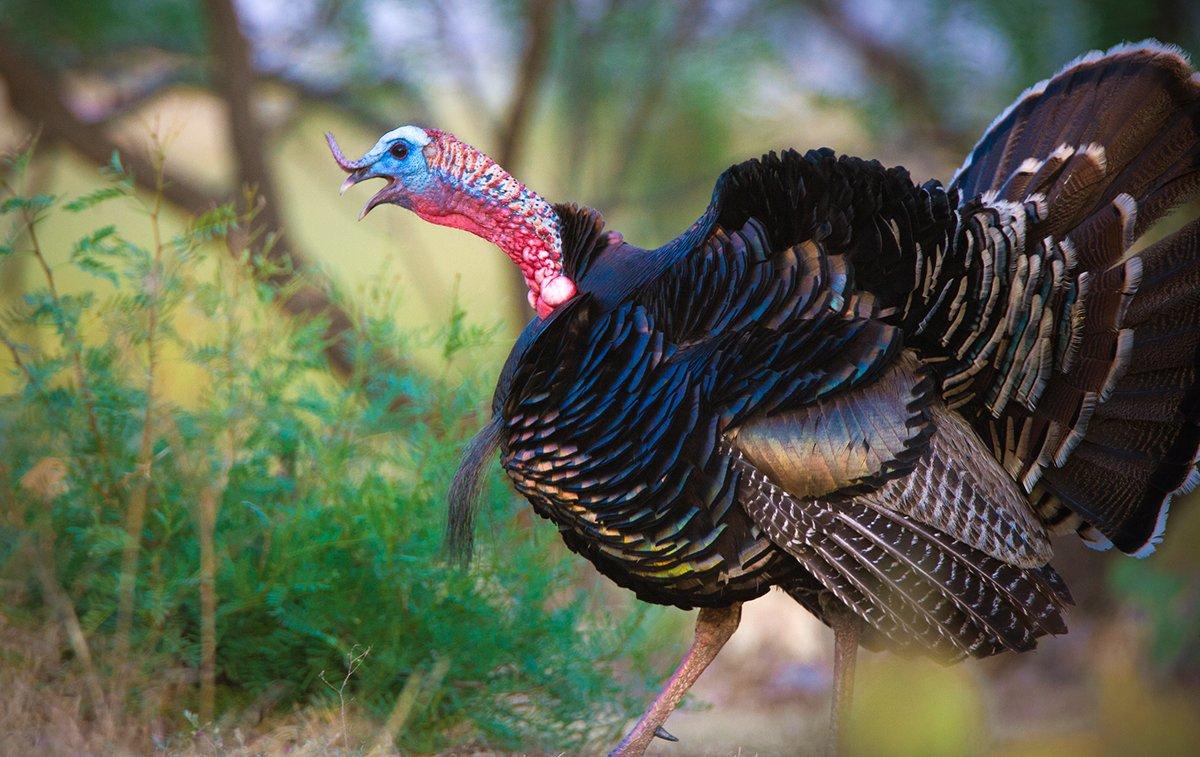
0,146 -> 660,752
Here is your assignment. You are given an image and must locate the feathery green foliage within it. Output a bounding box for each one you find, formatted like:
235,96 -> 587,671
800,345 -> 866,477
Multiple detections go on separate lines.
0,146 -> 660,752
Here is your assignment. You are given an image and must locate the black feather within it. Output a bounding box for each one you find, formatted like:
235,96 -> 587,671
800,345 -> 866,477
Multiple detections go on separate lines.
445,414 -> 503,565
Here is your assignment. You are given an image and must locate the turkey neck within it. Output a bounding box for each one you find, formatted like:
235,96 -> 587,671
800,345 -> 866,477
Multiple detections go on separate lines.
417,131 -> 564,306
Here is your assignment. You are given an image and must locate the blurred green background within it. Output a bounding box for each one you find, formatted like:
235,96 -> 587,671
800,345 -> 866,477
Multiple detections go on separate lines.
1,0 -> 1198,754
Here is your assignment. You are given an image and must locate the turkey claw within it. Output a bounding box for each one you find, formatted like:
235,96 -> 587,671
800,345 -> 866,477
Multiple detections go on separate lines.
653,726 -> 679,742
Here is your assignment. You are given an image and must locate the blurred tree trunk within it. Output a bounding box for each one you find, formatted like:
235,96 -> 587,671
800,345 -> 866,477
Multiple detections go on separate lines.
203,0 -> 285,237
809,0 -> 972,154
201,0 -> 408,395
595,0 -> 708,211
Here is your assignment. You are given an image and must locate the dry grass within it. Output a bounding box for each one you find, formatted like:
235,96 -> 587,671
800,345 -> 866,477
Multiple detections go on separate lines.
0,614 -> 391,756
4,587 -> 1200,756
0,610 -> 547,756
0,615 -> 182,754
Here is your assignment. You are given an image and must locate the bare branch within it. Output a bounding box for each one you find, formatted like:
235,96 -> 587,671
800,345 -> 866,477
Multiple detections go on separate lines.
83,66 -> 200,125
808,0 -> 971,152
0,328 -> 36,387
0,38 -> 216,209
262,70 -> 426,136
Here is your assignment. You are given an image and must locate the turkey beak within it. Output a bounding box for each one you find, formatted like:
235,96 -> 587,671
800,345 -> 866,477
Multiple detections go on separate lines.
356,178 -> 398,220
327,130 -> 395,220
340,170 -> 367,196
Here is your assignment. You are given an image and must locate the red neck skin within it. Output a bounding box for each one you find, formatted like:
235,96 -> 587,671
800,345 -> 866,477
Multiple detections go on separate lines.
415,132 -> 576,318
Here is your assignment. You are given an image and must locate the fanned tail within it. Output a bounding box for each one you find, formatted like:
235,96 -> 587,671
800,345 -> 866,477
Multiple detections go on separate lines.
927,40 -> 1200,556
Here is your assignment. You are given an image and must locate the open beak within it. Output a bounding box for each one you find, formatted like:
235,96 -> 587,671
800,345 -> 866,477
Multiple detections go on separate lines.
340,171 -> 365,196
355,178 -> 398,220
326,131 -> 397,220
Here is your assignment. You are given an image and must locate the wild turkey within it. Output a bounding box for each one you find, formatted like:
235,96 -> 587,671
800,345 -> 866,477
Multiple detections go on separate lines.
329,41 -> 1200,755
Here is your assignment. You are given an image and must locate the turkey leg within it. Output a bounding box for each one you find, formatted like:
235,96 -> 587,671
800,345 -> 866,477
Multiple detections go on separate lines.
828,608 -> 860,755
609,603 -> 742,756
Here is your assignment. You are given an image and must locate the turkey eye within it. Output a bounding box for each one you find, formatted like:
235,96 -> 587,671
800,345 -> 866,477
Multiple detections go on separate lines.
389,143 -> 409,160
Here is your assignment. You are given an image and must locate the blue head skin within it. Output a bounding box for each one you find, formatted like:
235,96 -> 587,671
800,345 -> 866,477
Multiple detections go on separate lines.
330,125 -> 437,219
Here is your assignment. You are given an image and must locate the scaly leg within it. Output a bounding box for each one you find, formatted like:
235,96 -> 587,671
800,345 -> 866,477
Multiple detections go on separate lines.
828,609 -> 860,755
609,603 -> 742,756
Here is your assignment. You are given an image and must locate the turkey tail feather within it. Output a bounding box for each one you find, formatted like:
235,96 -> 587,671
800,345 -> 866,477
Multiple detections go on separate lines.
1045,219 -> 1200,555
952,41 -> 1198,208
940,40 -> 1200,556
